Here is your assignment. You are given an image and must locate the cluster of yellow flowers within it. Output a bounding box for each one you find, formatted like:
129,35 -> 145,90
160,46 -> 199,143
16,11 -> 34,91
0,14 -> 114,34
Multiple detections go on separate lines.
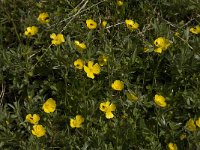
25,98 -> 85,137
74,55 -> 109,79
22,5 -> 200,148
25,98 -> 56,137
144,25 -> 199,54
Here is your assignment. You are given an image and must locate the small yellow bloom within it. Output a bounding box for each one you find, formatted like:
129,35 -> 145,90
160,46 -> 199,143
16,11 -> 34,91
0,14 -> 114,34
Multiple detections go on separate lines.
42,98 -> 56,113
50,33 -> 65,46
195,117 -> 200,127
154,37 -> 170,53
174,32 -> 180,37
168,143 -> 178,150
24,26 -> 38,37
117,0 -> 123,6
126,91 -> 138,102
185,118 -> 196,132
180,133 -> 187,140
74,40 -> 87,51
125,19 -> 139,30
32,124 -> 46,138
111,80 -> 124,91
26,114 -> 40,124
37,12 -> 50,24
102,21 -> 107,28
84,61 -> 101,79
74,59 -> 84,70
86,19 -> 97,29
100,101 -> 116,119
98,55 -> 108,66
190,25 -> 200,34
154,94 -> 167,107
70,115 -> 84,128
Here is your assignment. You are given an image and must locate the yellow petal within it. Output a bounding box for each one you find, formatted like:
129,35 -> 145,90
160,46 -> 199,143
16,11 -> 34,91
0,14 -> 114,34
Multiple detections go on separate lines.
88,61 -> 94,68
105,111 -> 114,119
92,63 -> 101,74
50,33 -> 56,39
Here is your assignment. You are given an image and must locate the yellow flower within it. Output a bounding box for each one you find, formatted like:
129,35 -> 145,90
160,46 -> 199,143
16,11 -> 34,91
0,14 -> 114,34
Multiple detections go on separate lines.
86,19 -> 97,29
99,101 -> 116,119
174,32 -> 180,37
126,91 -> 138,102
125,19 -> 139,30
111,80 -> 124,91
84,61 -> 101,79
102,21 -> 107,28
70,115 -> 84,128
42,98 -> 56,113
74,59 -> 84,70
154,94 -> 167,107
190,25 -> 200,34
37,12 -> 50,24
50,33 -> 65,46
32,124 -> 46,138
117,0 -> 123,6
98,55 -> 108,66
180,133 -> 187,140
196,117 -> 200,128
185,118 -> 196,132
154,37 -> 170,53
24,26 -> 38,37
168,143 -> 178,150
25,114 -> 40,124
74,40 -> 87,51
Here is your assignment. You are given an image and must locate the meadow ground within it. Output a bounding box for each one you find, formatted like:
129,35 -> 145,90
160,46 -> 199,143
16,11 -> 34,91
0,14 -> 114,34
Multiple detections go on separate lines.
0,0 -> 200,149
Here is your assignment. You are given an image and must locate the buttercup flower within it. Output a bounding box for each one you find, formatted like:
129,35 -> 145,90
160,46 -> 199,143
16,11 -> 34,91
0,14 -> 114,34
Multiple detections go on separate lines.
168,143 -> 178,150
126,91 -> 138,102
84,61 -> 101,79
24,26 -> 38,37
185,118 -> 196,132
74,40 -> 87,51
86,19 -> 97,29
50,33 -> 65,46
26,114 -> 40,124
100,101 -> 116,119
42,98 -> 56,113
37,12 -> 50,24
74,59 -> 84,70
32,124 -> 46,138
117,0 -> 123,6
154,94 -> 167,107
111,80 -> 124,91
154,37 -> 170,53
174,32 -> 180,37
125,19 -> 139,30
190,25 -> 200,34
180,133 -> 187,140
195,117 -> 200,128
70,115 -> 84,128
102,21 -> 107,28
98,55 -> 108,66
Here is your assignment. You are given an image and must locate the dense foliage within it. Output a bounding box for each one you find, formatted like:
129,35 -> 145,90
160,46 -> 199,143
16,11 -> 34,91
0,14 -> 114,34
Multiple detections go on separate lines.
0,0 -> 200,149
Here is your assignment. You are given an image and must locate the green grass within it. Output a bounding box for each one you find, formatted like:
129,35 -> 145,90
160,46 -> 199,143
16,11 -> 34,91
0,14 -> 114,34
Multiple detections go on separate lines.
0,0 -> 200,149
